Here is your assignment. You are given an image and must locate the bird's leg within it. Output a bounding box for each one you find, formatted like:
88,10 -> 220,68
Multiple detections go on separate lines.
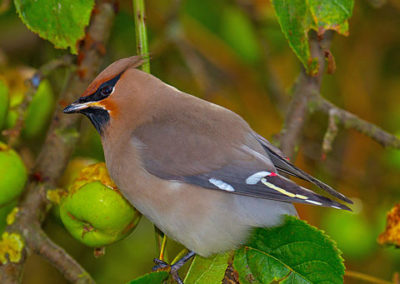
153,250 -> 196,284
158,234 -> 168,261
170,250 -> 196,283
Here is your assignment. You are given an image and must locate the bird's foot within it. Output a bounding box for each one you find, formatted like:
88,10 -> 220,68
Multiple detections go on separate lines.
152,258 -> 183,284
152,251 -> 196,284
152,258 -> 170,272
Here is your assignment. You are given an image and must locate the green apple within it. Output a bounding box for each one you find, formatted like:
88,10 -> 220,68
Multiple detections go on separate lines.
51,157 -> 98,222
58,157 -> 98,189
60,163 -> 141,247
0,142 -> 27,206
0,79 -> 9,130
23,79 -> 55,138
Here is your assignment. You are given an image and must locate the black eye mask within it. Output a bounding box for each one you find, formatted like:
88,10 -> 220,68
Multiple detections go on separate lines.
78,73 -> 122,103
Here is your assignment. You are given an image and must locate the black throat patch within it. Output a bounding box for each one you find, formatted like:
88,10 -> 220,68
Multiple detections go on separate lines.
81,108 -> 110,134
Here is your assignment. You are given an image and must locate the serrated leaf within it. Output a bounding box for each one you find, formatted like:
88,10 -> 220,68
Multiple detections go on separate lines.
272,0 -> 354,74
14,0 -> 95,54
127,271 -> 169,284
184,251 -> 231,284
233,215 -> 344,284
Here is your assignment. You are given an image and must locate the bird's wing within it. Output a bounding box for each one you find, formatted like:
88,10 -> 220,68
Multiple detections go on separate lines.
180,164 -> 351,210
131,101 -> 351,210
252,132 -> 353,204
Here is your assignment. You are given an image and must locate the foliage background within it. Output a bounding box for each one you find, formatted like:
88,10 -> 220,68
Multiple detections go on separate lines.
1,0 -> 400,283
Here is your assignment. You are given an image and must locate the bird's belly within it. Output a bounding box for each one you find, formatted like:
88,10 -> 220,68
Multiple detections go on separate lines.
110,165 -> 297,257
117,176 -> 250,256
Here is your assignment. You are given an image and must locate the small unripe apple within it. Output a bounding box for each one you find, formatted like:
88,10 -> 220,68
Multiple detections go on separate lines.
58,157 -> 98,188
0,79 -> 9,130
0,142 -> 27,206
50,157 -> 98,222
23,79 -> 55,138
60,163 -> 141,247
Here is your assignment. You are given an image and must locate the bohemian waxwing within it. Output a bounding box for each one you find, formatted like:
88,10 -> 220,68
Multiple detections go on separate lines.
64,56 -> 352,283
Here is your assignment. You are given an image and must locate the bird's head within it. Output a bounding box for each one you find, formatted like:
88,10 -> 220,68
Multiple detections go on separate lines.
63,56 -> 144,134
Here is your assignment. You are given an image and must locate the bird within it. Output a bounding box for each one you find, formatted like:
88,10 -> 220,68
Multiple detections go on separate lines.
64,56 -> 352,283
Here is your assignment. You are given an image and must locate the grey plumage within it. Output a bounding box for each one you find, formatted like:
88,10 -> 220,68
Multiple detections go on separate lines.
64,56 -> 352,257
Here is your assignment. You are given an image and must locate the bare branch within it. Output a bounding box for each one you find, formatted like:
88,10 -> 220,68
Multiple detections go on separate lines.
313,95 -> 400,149
280,31 -> 333,159
322,108 -> 339,155
29,226 -> 93,284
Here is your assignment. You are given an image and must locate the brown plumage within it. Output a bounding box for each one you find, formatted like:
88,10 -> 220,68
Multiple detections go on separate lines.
64,56 -> 352,280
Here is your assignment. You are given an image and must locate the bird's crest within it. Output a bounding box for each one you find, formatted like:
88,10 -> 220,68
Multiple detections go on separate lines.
81,56 -> 144,98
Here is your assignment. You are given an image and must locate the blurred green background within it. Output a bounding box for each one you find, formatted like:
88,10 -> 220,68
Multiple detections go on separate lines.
1,0 -> 400,283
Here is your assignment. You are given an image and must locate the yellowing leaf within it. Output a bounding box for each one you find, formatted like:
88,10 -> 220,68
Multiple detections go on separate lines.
272,0 -> 354,74
378,203 -> 400,247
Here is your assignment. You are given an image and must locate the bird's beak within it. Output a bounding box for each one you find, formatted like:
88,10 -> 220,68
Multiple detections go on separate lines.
63,102 -> 90,114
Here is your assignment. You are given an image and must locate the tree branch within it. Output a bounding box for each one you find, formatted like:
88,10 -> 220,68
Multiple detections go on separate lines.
279,31 -> 333,159
0,1 -> 116,283
29,225 -> 92,284
313,95 -> 400,149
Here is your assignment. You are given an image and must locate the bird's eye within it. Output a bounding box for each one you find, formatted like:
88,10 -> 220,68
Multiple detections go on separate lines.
100,85 -> 113,96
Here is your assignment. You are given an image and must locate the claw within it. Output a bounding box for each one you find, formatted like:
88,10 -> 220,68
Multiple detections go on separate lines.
151,251 -> 196,283
152,258 -> 170,272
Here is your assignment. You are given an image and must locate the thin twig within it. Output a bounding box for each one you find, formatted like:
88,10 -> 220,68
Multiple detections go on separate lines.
0,1 -> 116,283
30,55 -> 74,88
322,108 -> 339,155
345,270 -> 393,284
133,0 -> 150,73
313,95 -> 400,149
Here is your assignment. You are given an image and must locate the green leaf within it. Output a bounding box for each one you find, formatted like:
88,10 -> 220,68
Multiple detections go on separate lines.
184,251 -> 231,284
233,215 -> 344,284
271,0 -> 354,74
127,271 -> 169,284
14,0 -> 95,54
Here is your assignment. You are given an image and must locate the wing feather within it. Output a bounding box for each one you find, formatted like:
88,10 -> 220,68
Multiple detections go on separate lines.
131,102 -> 352,210
181,165 -> 351,210
253,132 -> 353,204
